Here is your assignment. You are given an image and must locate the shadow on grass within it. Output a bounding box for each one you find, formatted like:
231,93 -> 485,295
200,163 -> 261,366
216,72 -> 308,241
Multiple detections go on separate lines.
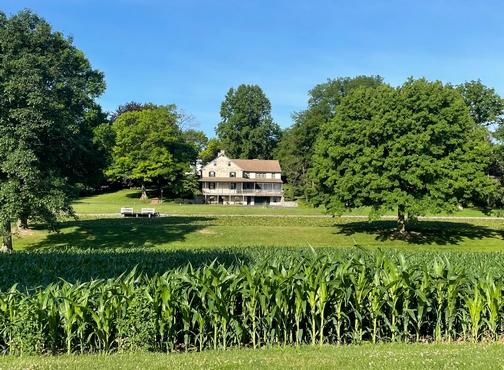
25,216 -> 216,251
125,189 -> 160,200
335,220 -> 504,245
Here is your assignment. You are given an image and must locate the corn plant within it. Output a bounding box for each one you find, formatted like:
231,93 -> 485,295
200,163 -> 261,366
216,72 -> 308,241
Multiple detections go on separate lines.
480,273 -> 503,341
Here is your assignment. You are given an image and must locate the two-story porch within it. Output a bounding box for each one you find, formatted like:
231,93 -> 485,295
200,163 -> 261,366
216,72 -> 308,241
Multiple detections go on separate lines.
199,178 -> 283,205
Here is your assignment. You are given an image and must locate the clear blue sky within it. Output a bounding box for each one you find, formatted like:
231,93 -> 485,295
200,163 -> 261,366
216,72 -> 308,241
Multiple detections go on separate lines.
3,1 -> 504,138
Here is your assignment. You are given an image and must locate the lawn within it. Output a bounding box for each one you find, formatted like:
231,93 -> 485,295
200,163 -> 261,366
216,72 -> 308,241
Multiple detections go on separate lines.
11,215 -> 504,252
71,189 -> 498,217
1,343 -> 503,370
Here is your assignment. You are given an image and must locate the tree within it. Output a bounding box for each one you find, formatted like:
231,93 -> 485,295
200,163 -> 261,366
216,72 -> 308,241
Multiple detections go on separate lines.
275,76 -> 384,197
183,129 -> 208,155
216,84 -> 281,159
199,138 -> 222,165
106,105 -> 198,200
309,78 -> 496,234
0,10 -> 106,251
457,80 -> 504,127
109,101 -> 157,123
16,103 -> 112,230
457,80 -> 504,206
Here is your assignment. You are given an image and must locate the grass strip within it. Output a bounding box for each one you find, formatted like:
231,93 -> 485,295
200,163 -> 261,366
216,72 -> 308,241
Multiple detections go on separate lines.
1,343 -> 503,370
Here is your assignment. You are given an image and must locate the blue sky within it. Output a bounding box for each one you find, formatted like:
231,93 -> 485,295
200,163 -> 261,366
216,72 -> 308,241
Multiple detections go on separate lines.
3,1 -> 504,138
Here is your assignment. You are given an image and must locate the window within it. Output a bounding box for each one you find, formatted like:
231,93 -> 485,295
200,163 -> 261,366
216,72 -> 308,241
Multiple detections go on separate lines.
271,173 -> 276,179
230,183 -> 236,190
243,172 -> 249,178
230,172 -> 236,177
209,182 -> 215,189
228,161 -> 231,166
209,171 -> 215,177
213,161 -> 217,166
256,173 -> 266,178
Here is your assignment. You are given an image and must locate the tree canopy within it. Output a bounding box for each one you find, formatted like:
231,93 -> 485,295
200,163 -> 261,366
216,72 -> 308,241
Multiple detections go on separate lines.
309,78 -> 496,234
275,76 -> 384,196
106,105 -> 198,200
0,10 -> 106,251
216,84 -> 281,159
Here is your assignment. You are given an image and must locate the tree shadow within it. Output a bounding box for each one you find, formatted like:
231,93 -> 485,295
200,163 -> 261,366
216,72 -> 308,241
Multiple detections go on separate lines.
24,216 -> 217,250
0,247 -> 252,290
334,220 -> 503,245
125,189 -> 159,200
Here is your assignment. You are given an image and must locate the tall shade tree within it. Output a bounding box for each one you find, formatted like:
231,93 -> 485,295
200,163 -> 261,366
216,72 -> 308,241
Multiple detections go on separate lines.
106,105 -> 198,200
309,78 -> 496,234
275,76 -> 384,197
0,10 -> 106,251
216,84 -> 281,159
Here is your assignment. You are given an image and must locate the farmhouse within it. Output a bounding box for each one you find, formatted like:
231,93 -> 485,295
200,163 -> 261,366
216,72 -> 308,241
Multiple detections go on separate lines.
198,150 -> 284,206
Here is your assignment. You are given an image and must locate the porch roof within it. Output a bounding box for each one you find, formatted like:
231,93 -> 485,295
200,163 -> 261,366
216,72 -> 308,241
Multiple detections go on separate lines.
198,177 -> 282,183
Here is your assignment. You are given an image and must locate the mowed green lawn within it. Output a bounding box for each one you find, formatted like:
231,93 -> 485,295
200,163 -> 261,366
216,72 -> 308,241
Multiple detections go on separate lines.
12,214 -> 504,252
1,343 -> 503,370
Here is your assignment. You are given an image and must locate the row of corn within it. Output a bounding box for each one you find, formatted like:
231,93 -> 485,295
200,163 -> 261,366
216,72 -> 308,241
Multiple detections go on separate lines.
1,248 -> 504,354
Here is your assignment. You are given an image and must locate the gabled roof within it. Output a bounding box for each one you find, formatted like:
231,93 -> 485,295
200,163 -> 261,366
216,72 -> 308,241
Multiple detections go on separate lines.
231,159 -> 282,172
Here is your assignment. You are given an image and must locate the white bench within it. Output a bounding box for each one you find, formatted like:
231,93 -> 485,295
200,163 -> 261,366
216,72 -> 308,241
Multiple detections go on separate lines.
120,207 -> 134,217
140,208 -> 156,217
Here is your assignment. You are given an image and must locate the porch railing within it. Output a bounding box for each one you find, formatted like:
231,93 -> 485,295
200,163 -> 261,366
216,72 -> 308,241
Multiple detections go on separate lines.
202,189 -> 283,195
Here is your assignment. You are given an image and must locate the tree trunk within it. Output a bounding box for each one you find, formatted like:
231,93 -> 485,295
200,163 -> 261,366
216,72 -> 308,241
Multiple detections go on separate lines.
1,221 -> 12,252
397,205 -> 406,234
157,180 -> 162,199
17,215 -> 29,230
139,181 -> 148,200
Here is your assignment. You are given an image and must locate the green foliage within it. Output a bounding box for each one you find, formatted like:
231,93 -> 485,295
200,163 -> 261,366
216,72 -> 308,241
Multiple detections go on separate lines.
3,249 -> 504,353
457,79 -> 504,128
309,78 -> 497,231
106,105 -> 198,198
216,84 -> 281,159
0,10 -> 106,249
199,138 -> 222,165
275,76 -> 384,195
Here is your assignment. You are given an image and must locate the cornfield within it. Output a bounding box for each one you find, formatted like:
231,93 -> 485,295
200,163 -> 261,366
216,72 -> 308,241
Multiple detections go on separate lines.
2,247 -> 504,354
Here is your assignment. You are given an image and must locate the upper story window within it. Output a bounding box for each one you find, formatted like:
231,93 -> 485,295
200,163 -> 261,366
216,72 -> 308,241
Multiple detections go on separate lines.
209,182 -> 215,189
228,161 -> 231,166
230,183 -> 236,190
256,173 -> 266,179
213,161 -> 217,166
243,172 -> 249,178
209,171 -> 215,177
271,173 -> 276,179
230,172 -> 236,178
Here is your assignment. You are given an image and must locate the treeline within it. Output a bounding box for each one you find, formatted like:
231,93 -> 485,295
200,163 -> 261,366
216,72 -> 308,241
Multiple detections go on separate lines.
1,9 -> 504,250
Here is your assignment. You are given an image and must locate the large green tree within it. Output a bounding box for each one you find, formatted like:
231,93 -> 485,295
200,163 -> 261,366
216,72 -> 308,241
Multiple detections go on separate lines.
275,76 -> 384,197
0,10 -> 106,251
106,105 -> 198,200
216,84 -> 281,159
457,80 -> 504,206
309,78 -> 496,234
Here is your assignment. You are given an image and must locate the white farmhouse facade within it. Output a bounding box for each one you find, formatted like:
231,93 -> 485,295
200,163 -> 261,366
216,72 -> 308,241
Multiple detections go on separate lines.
198,151 -> 284,206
